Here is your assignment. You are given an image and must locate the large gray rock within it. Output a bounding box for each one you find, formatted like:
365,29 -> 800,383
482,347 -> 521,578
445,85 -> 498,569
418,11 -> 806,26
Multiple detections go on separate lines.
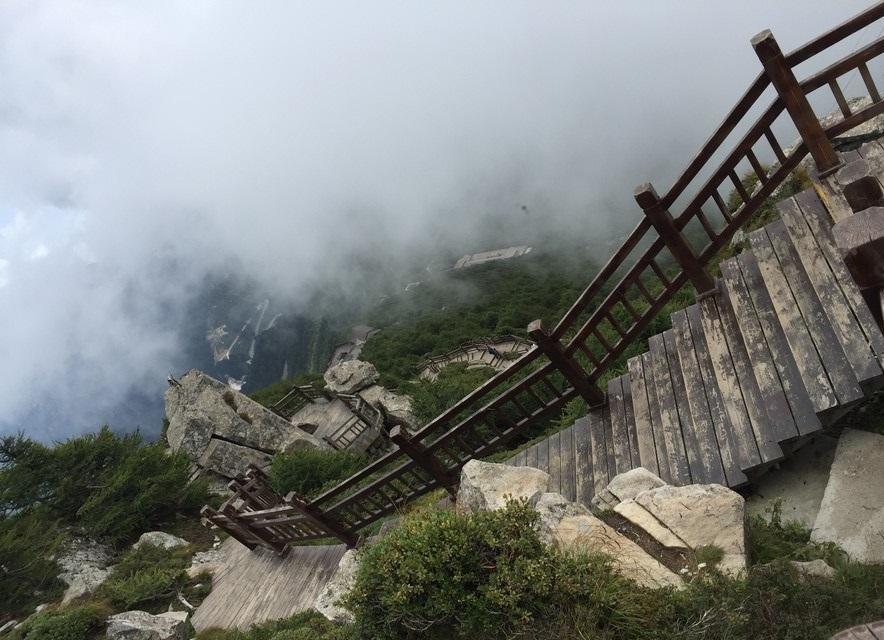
106,611 -> 187,640
133,532 -> 188,551
359,385 -> 419,429
58,538 -> 114,604
456,460 -> 550,513
197,439 -> 274,479
811,429 -> 884,563
165,370 -> 325,478
187,547 -> 226,579
549,512 -> 682,589
323,360 -> 380,394
314,549 -> 359,623
532,491 -> 681,589
633,484 -> 747,576
591,467 -> 666,510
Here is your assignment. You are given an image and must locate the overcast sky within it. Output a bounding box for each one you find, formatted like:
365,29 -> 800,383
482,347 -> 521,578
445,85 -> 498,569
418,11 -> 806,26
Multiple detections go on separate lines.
0,1 -> 876,441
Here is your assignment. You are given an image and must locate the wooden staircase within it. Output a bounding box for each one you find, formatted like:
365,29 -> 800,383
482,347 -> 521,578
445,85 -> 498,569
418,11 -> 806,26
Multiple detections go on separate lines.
507,143 -> 884,504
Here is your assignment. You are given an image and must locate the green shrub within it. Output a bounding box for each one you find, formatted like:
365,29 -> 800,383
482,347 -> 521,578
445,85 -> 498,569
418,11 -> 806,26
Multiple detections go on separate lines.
747,503 -> 841,566
347,499 -> 651,639
406,363 -> 496,425
97,543 -> 191,612
9,603 -> 109,640
0,428 -> 209,547
269,449 -> 367,498
0,510 -> 65,617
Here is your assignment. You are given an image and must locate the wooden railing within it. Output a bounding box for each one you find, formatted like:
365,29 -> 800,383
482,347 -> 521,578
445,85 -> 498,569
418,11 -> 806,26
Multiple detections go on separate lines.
326,393 -> 386,450
417,335 -> 533,377
205,2 -> 884,550
270,384 -> 331,420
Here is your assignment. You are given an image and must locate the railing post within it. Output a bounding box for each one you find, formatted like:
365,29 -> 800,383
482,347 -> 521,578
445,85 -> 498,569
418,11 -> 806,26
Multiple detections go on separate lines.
389,426 -> 459,499
527,320 -> 606,407
634,183 -> 717,296
752,29 -> 842,175
285,492 -> 358,547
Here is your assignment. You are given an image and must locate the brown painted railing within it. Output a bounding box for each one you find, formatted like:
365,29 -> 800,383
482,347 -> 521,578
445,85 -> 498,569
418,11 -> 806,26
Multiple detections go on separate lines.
205,3 -> 884,552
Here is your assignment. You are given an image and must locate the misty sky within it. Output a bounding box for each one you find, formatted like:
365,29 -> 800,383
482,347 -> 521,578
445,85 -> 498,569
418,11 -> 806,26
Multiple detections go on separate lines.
0,1 -> 876,441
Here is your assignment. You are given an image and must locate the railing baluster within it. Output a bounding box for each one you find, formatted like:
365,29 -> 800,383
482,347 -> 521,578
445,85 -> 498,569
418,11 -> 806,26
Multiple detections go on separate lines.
763,127 -> 787,166
828,78 -> 852,118
711,189 -> 734,221
859,61 -> 881,102
746,148 -> 768,184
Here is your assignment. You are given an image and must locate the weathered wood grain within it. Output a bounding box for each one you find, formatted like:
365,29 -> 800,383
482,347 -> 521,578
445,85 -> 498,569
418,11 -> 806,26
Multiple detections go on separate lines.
670,309 -> 727,485
648,333 -> 692,484
627,356 -> 660,476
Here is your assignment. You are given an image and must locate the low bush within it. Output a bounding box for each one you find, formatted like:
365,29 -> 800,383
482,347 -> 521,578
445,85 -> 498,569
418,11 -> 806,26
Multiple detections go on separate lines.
8,603 -> 109,640
97,543 -> 192,612
406,363 -> 496,425
346,499 -> 652,639
269,448 -> 367,498
0,510 -> 65,617
0,427 -> 209,547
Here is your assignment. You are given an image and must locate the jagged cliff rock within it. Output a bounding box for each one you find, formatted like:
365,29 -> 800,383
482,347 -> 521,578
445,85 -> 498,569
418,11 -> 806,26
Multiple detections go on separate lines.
165,370 -> 326,478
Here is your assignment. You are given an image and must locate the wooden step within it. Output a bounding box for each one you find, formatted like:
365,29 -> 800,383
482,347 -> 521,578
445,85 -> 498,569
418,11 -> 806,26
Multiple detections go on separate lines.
779,194 -> 883,387
647,333 -> 692,484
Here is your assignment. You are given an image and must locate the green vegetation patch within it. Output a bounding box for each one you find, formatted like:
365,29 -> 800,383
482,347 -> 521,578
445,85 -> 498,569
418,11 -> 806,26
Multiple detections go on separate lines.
8,603 -> 110,640
269,448 -> 368,498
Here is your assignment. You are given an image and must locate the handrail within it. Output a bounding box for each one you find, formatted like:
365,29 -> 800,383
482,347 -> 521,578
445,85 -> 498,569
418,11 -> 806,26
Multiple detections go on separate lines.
206,2 -> 884,550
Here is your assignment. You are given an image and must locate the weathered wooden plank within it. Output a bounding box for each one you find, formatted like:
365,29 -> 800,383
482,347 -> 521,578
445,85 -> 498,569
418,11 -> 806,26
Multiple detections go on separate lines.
684,304 -> 748,486
537,435 -> 549,478
607,376 -> 633,474
795,188 -> 884,361
698,297 -> 763,471
720,257 -> 800,442
711,290 -> 783,462
589,404 -> 610,493
527,442 -> 539,469
766,220 -> 864,405
648,333 -> 692,484
560,424 -> 576,502
641,351 -> 673,484
621,372 -> 640,468
670,310 -> 728,485
573,415 -> 594,507
627,356 -> 660,476
547,430 -> 562,495
662,328 -> 705,484
737,252 -> 822,436
748,226 -> 839,412
780,196 -> 883,385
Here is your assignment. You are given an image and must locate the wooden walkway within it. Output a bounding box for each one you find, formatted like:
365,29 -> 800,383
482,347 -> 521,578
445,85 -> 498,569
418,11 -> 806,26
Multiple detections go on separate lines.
191,539 -> 346,632
509,150 -> 884,503
832,620 -> 884,640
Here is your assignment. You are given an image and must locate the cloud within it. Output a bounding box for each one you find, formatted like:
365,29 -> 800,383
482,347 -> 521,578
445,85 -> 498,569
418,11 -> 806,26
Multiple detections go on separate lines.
0,0 -> 875,439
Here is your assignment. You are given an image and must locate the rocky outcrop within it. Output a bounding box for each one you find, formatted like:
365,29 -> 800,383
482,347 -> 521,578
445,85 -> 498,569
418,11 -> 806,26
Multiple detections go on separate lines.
323,360 -> 380,394
58,538 -> 114,604
165,370 -> 325,478
314,549 -> 359,623
106,611 -> 187,640
133,532 -> 189,551
591,467 -> 666,510
359,384 -> 419,430
788,559 -> 836,579
811,429 -> 884,563
456,460 -> 550,513
630,483 -> 747,576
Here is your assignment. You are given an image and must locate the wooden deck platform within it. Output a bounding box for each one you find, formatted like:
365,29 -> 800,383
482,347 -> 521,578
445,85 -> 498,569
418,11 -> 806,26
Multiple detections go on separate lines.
508,143 -> 884,503
191,539 -> 347,632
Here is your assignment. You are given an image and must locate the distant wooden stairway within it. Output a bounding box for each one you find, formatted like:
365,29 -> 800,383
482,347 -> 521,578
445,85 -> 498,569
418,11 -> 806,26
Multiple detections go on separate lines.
507,146 -> 884,502
203,4 -> 884,553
